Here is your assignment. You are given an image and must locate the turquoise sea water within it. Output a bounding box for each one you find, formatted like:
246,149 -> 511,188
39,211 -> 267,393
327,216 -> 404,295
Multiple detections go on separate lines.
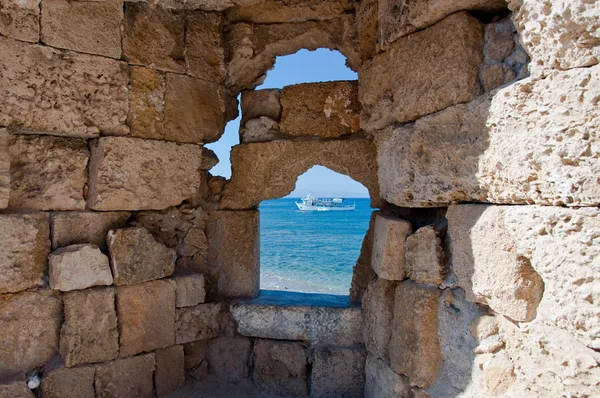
259,197 -> 374,295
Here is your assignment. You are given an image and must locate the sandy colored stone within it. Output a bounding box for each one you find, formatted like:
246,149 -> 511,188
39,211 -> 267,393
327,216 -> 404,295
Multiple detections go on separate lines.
0,291 -> 61,379
50,211 -> 130,251
0,0 -> 39,42
360,11 -> 483,129
87,137 -> 203,211
175,302 -> 221,344
350,212 -> 377,303
186,11 -> 226,83
107,227 -> 175,285
128,67 -> 165,140
41,0 -> 122,58
225,0 -> 353,23
40,366 -> 95,398
94,354 -> 155,398
0,37 -> 129,137
389,281 -> 441,388
371,214 -> 411,281
480,63 -> 516,92
469,315 -> 499,342
207,336 -> 251,383
484,18 -> 515,63
0,381 -> 34,398
310,347 -> 366,398
253,340 -> 307,397
60,287 -> 118,367
362,278 -> 395,360
174,273 -> 206,308
8,135 -> 88,211
183,340 -> 209,370
365,355 -> 411,398
0,129 -> 8,209
356,0 -> 378,62
240,89 -> 281,126
206,211 -> 259,298
405,225 -> 444,285
49,244 -> 112,292
155,345 -> 186,396
117,280 -> 176,356
200,147 -> 219,170
0,213 -> 49,294
222,139 -> 381,209
240,117 -> 281,143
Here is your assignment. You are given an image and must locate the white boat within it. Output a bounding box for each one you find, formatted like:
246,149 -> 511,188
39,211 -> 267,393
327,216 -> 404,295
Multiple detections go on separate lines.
295,194 -> 355,211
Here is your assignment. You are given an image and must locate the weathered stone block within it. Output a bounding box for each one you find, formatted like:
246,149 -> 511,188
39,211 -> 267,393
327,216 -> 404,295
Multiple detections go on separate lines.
0,129 -> 8,209
186,11 -> 226,83
117,280 -> 176,357
175,302 -> 221,344
371,214 -> 411,281
240,117 -> 281,143
128,67 -> 165,140
60,287 -> 118,367
155,345 -> 186,396
356,0 -> 378,62
41,0 -> 122,58
94,354 -> 155,398
40,366 -> 95,398
362,278 -> 395,360
240,89 -> 281,126
9,135 -> 88,211
480,63 -> 516,92
0,213 -> 49,294
107,227 -> 175,286
175,273 -> 206,308
253,340 -> 308,397
225,0 -> 354,24
50,211 -> 130,251
207,336 -> 251,383
280,81 -> 360,138
389,281 -> 441,388
365,355 -> 411,398
49,244 -> 112,292
0,291 -> 61,379
350,212 -> 377,303
0,0 -> 39,42
405,226 -> 445,285
0,37 -> 128,137
310,347 -> 366,398
183,340 -> 209,370
206,211 -> 259,298
0,381 -> 34,398
484,18 -> 515,63
87,137 -> 203,211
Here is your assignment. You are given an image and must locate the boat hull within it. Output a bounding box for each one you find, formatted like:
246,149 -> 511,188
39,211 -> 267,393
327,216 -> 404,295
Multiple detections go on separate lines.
296,203 -> 355,211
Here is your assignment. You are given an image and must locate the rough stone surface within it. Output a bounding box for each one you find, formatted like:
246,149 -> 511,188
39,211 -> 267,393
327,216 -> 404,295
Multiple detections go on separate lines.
310,347 -> 366,398
362,278 -> 395,360
405,225 -> 445,285
49,244 -> 112,292
360,12 -> 483,129
365,355 -> 411,398
94,354 -> 155,398
371,214 -> 411,281
280,81 -> 360,138
389,281 -> 441,388
240,117 -> 280,143
107,227 -> 176,286
480,63 -> 516,92
225,0 -> 354,23
206,211 -> 259,298
0,129 -> 8,209
128,67 -> 165,140
186,11 -> 226,83
60,287 -> 118,367
88,137 -> 203,211
50,212 -> 130,251
356,0 -> 378,62
8,135 -> 88,211
240,89 -> 281,126
350,212 -> 377,303
0,291 -> 61,379
155,345 -> 186,396
0,37 -> 128,137
183,340 -> 209,370
252,340 -> 308,397
175,302 -> 221,344
0,0 -> 39,42
222,139 -> 381,209
0,381 -> 34,398
40,366 -> 95,398
41,0 -> 122,58
117,280 -> 176,356
175,273 -> 206,308
0,213 -> 49,294
207,336 -> 251,383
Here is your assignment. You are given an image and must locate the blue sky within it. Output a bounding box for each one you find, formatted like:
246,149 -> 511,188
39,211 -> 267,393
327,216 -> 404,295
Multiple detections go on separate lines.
206,49 -> 369,198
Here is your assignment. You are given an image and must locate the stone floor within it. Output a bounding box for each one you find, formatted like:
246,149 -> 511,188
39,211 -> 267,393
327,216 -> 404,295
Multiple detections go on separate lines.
165,376 -> 285,398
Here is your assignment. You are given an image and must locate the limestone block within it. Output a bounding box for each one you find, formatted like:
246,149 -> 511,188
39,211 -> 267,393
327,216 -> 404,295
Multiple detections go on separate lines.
50,211 -> 130,251
405,226 -> 444,285
94,354 -> 155,398
207,336 -> 251,383
359,12 -> 483,129
280,81 -> 360,138
362,278 -> 395,360
60,287 -> 119,367
155,345 -> 186,396
310,347 -> 366,398
231,291 -> 364,346
350,212 -> 377,303
87,137 -> 203,211
107,227 -> 176,285
364,355 -> 411,398
183,340 -> 208,370
252,340 -> 308,397
469,315 -> 499,342
378,0 -> 506,46
186,11 -> 226,83
41,0 -> 122,58
0,129 -> 8,209
0,381 -> 34,398
225,0 -> 354,23
40,366 -> 95,398
164,73 -> 228,144
174,273 -> 206,308
0,291 -> 61,379
117,280 -> 176,357
222,139 -> 381,209
200,147 -> 219,170
0,213 -> 49,294
128,67 -> 165,140
240,117 -> 280,143
371,214 -> 411,281
49,244 -> 112,292
122,3 -> 185,73
0,37 -> 128,137
175,302 -> 221,344
356,0 -> 378,62
484,18 -> 515,63
480,64 -> 516,92
9,135 -> 88,211
240,89 -> 281,126
0,0 -> 39,42
206,211 -> 259,298
389,281 -> 441,388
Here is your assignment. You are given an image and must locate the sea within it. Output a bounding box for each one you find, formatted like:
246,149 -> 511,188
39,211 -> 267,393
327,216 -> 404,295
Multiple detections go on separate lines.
259,197 -> 374,296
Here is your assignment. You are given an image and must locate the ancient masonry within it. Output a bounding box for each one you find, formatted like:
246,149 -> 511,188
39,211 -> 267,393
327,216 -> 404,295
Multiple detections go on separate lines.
0,0 -> 598,397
